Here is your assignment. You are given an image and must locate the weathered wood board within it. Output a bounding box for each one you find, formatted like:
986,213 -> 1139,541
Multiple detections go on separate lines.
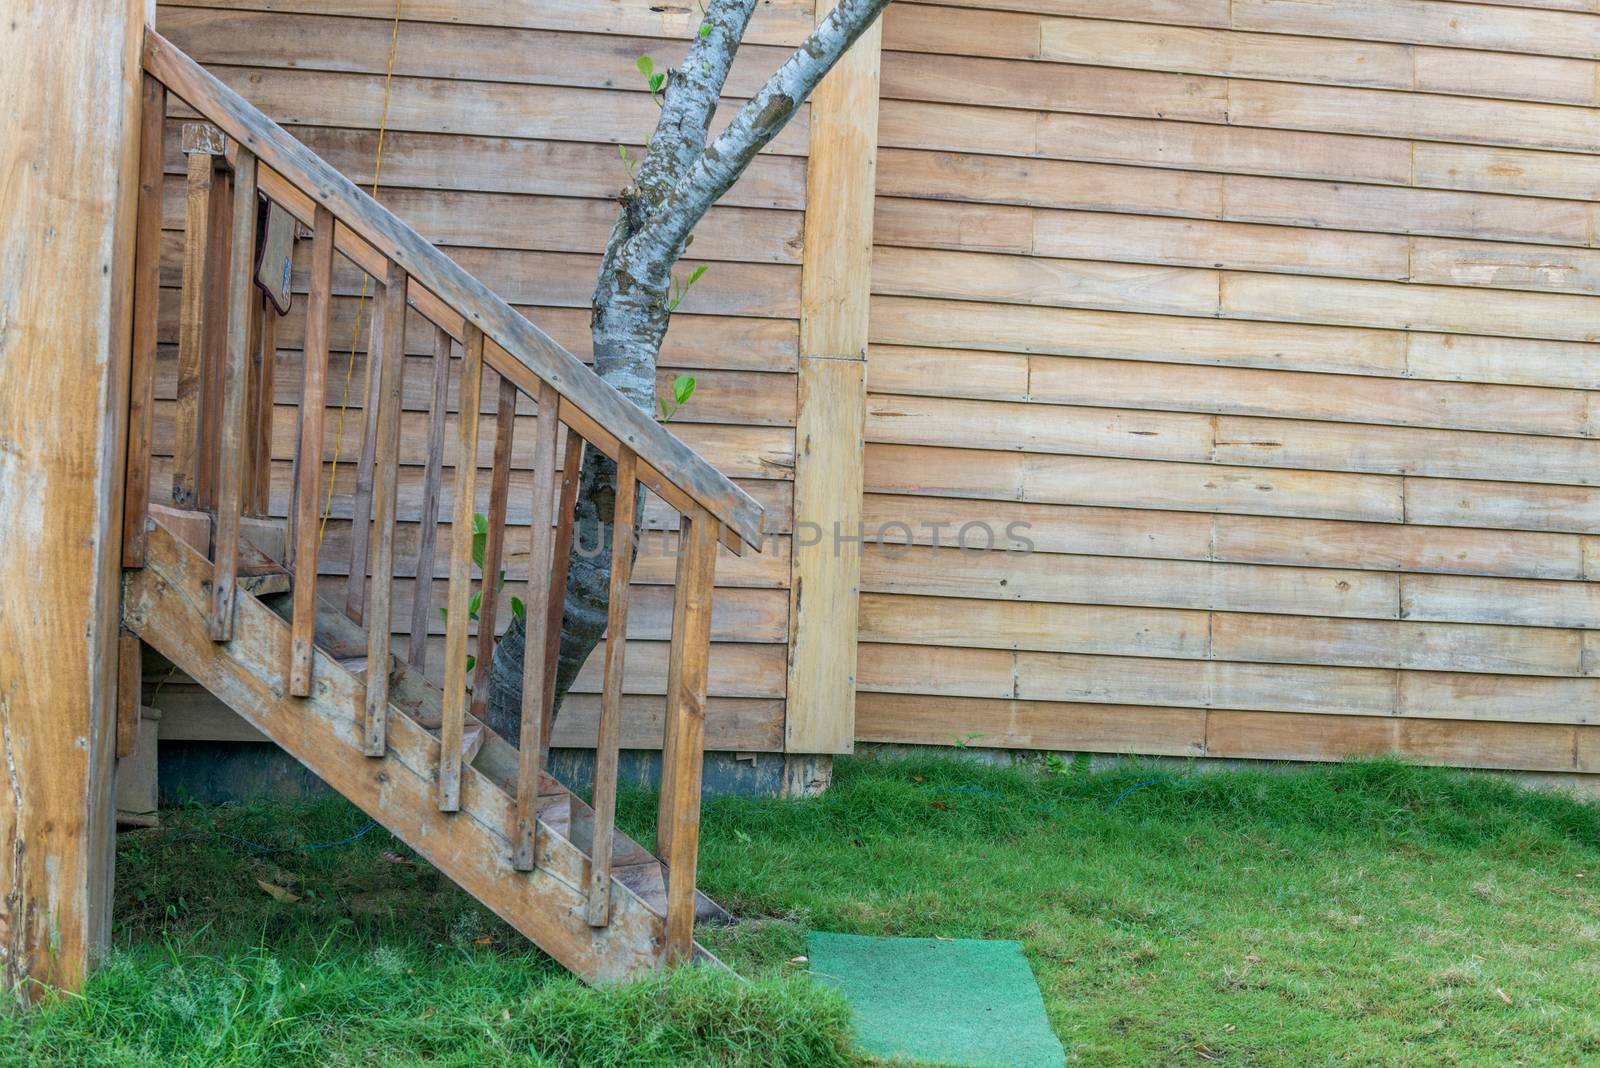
856,0 -> 1600,778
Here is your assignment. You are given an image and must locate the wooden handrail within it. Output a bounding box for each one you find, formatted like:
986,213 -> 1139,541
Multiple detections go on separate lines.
142,29 -> 765,552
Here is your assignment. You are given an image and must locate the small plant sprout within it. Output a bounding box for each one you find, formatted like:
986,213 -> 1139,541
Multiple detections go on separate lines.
617,143 -> 637,178
658,374 -> 697,423
636,55 -> 665,106
438,511 -> 520,678
667,264 -> 707,312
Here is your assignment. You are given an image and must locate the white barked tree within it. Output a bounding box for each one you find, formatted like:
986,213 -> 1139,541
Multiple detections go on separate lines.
484,0 -> 893,741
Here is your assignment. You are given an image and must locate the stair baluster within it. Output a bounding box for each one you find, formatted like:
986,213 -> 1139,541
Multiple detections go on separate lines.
345,269 -> 390,626
172,124 -> 221,511
523,425 -> 582,867
361,259 -> 408,755
514,381 -> 564,871
470,376 -> 518,719
408,326 -> 453,671
586,447 -> 639,926
542,433 -> 582,762
439,324 -> 484,811
209,148 -> 258,641
288,205 -> 335,698
122,73 -> 166,569
660,511 -> 719,965
250,292 -> 276,517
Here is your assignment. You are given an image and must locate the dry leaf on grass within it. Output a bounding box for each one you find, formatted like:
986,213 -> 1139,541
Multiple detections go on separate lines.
256,879 -> 301,904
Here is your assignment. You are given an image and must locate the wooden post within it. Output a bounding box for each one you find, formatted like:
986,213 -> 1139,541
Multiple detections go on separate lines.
470,376 -> 518,717
172,123 -> 225,510
197,154 -> 234,513
362,261 -> 408,756
250,297 -> 277,516
439,325 -> 484,812
209,150 -> 258,641
512,382 -> 563,871
121,74 -> 166,567
0,0 -> 149,997
661,513 -> 719,966
783,0 -> 881,783
344,278 -> 388,625
540,432 -> 583,762
288,206 -> 335,698
408,325 -> 453,670
586,448 -> 639,926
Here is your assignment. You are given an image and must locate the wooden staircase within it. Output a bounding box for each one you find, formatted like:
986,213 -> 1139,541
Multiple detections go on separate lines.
117,30 -> 765,981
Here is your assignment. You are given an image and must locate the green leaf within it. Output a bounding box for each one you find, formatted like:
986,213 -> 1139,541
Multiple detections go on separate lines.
465,655 -> 476,673
468,590 -> 482,619
470,512 -> 491,571
635,55 -> 654,78
510,596 -> 525,621
685,264 -> 708,288
649,72 -> 665,93
673,373 -> 697,406
699,21 -> 712,38
658,397 -> 670,420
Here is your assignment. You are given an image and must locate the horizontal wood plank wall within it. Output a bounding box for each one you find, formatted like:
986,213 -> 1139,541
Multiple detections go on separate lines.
149,0 -> 803,750
859,0 -> 1600,775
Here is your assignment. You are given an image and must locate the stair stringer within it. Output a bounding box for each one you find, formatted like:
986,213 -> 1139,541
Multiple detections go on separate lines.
123,519 -> 680,980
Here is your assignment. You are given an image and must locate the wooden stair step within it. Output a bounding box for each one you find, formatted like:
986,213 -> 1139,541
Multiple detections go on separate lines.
611,861 -> 730,925
323,638 -> 370,660
237,572 -> 290,596
461,719 -> 486,766
335,656 -> 368,679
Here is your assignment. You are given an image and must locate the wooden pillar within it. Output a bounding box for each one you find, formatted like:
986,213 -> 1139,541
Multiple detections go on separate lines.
0,0 -> 152,997
783,0 -> 881,786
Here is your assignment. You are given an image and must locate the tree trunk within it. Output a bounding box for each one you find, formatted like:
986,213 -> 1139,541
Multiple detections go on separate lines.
482,0 -> 893,746
485,212 -> 675,744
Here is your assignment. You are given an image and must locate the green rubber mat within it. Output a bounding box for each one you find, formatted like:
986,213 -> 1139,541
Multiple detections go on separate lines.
807,932 -> 1065,1067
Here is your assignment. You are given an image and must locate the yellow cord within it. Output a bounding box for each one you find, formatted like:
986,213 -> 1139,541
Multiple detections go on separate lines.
318,0 -> 403,547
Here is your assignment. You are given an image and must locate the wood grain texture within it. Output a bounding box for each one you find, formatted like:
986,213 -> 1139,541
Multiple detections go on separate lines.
438,325 -> 483,812
124,75 -> 169,567
786,0 -> 880,756
857,0 -> 1600,773
1,0 -> 144,996
470,376 -> 518,716
209,151 -> 258,641
661,515 -> 719,965
408,327 -> 453,669
361,261 -> 408,755
586,449 -> 638,926
171,148 -> 214,508
514,383 -> 563,870
288,207 -> 335,697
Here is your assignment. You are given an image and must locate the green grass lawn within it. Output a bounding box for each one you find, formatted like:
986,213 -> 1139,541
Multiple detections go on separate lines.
4,756 -> 1599,1066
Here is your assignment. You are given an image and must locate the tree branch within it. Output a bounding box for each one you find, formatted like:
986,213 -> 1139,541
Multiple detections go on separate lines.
633,0 -> 760,201
630,0 -> 891,265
